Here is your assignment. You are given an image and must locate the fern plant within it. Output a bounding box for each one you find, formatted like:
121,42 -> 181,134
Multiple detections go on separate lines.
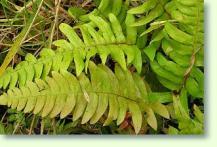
0,62 -> 169,134
0,0 -> 204,135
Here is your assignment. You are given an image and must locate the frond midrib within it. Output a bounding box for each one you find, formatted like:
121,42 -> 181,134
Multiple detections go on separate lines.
5,89 -> 145,104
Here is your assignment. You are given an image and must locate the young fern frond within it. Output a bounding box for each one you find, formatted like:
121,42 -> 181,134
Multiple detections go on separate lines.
129,0 -> 204,98
54,13 -> 142,76
0,62 -> 169,134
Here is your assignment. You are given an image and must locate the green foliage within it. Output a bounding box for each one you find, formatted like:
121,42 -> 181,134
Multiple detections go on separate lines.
55,13 -> 142,75
0,0 -> 204,135
128,0 -> 169,27
0,62 -> 169,134
0,13 -> 142,90
0,48 -> 73,89
168,93 -> 204,134
129,0 -> 204,98
78,0 -> 129,23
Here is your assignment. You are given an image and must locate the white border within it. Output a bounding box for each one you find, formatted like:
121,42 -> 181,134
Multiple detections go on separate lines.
0,0 -> 216,146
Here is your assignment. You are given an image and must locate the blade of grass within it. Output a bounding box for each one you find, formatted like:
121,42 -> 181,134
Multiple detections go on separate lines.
47,0 -> 61,48
0,0 -> 44,76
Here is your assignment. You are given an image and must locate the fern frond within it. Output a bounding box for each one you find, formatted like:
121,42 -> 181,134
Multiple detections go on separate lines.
54,13 -> 142,75
0,48 -> 73,89
0,62 -> 169,134
129,0 -> 204,98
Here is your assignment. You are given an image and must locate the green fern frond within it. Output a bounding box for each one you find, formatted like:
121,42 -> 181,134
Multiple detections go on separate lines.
0,62 -> 169,134
54,13 -> 142,75
129,0 -> 204,98
0,48 -> 73,89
